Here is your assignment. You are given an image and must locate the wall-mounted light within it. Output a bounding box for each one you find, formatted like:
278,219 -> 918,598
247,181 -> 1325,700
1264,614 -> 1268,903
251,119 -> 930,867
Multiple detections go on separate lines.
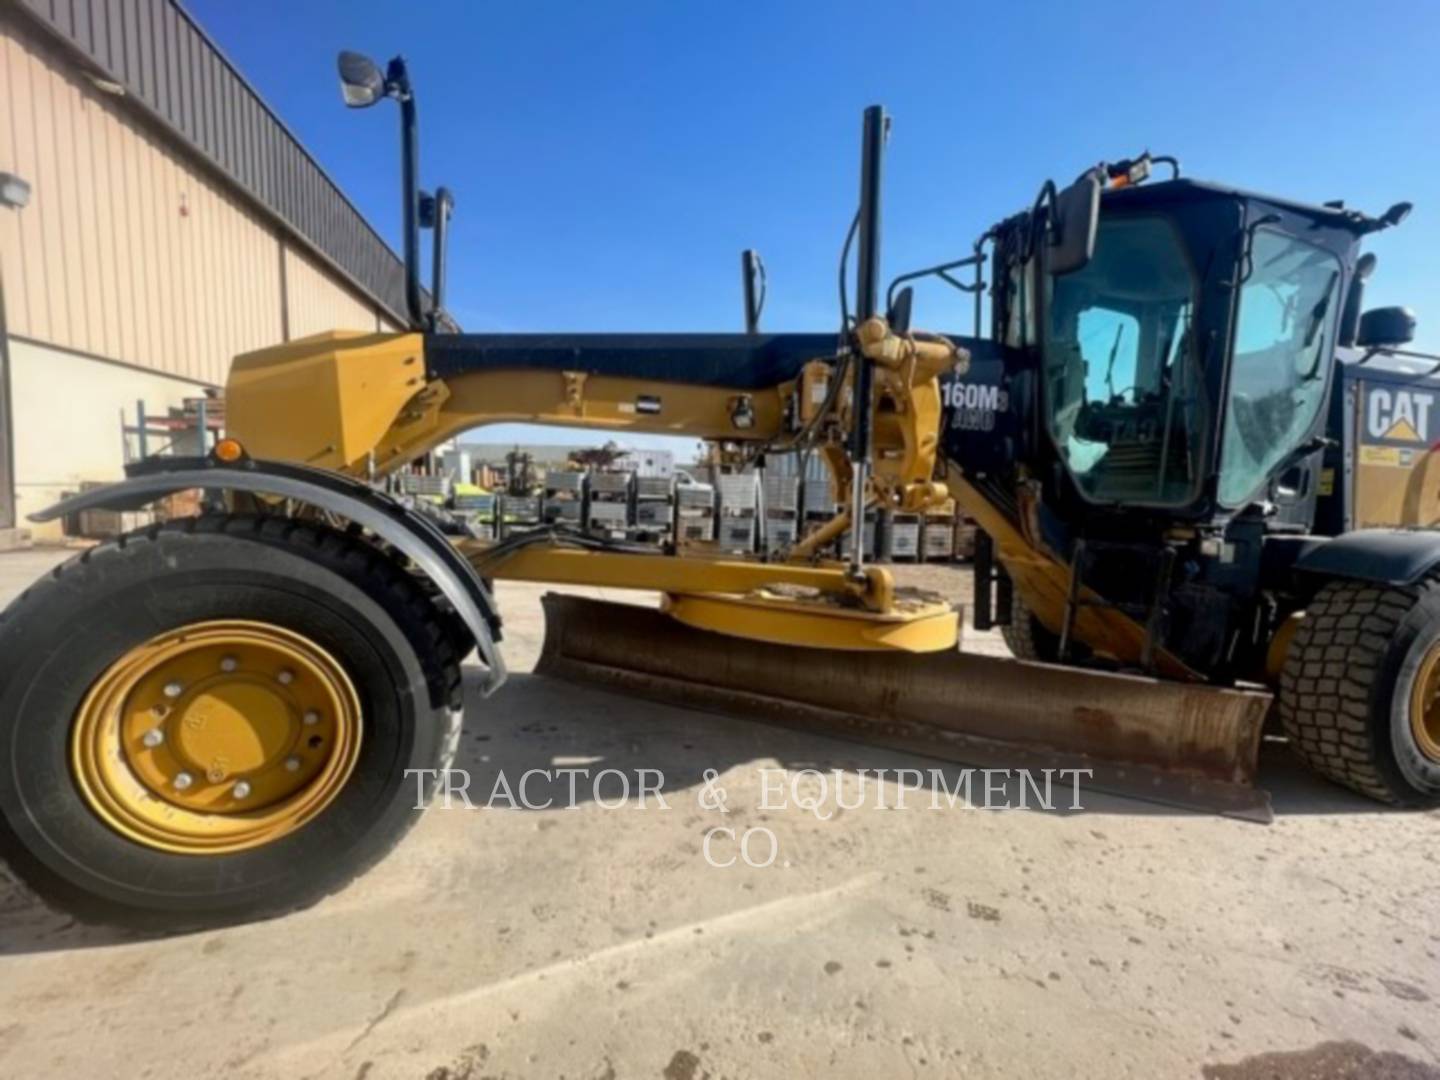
85,72 -> 126,97
0,172 -> 30,210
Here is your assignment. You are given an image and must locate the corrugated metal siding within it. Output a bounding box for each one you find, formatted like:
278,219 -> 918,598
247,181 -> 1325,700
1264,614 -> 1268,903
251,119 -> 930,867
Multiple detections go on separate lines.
14,0 -> 415,326
284,242 -> 381,339
1,14 -> 284,385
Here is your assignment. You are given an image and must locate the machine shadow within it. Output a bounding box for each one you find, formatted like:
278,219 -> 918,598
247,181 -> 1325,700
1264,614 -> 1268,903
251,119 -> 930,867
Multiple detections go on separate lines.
0,668 -> 1390,958
457,671 -> 1403,823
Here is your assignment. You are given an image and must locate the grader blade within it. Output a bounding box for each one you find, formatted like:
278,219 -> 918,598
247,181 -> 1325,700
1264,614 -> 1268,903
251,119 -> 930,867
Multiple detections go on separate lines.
535,595 -> 1274,822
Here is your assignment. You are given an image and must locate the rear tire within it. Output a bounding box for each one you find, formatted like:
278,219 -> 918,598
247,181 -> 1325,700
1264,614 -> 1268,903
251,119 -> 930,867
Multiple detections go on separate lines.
1279,577 -> 1440,806
1001,596 -> 1052,662
0,515 -> 464,927
1000,592 -> 1081,664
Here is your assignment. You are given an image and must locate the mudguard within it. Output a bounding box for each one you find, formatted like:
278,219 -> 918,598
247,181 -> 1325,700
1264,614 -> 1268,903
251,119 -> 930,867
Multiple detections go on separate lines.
1292,528 -> 1440,588
30,455 -> 507,695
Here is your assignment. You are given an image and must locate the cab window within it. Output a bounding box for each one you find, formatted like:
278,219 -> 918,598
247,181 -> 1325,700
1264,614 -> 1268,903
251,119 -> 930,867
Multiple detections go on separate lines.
1043,215 -> 1202,505
1218,229 -> 1341,507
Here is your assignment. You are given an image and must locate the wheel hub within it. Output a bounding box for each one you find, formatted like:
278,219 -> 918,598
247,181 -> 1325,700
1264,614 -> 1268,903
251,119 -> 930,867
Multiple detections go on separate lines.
72,620 -> 363,854
1410,639 -> 1440,764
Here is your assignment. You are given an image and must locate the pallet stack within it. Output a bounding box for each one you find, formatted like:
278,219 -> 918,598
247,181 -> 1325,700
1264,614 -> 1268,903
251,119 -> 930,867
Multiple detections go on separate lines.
452,489 -> 497,539
761,473 -> 800,555
498,493 -> 541,538
800,472 -> 834,546
542,470 -> 586,527
953,511 -> 979,561
675,483 -> 716,543
882,511 -> 921,561
587,471 -> 631,538
716,473 -> 758,553
838,509 -> 879,560
633,475 -> 675,543
398,472 -> 452,502
923,501 -> 957,561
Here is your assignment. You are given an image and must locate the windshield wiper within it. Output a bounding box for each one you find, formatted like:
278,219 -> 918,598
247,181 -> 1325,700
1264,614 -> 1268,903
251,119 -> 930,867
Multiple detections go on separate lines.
1104,323 -> 1126,401
1300,270 -> 1340,380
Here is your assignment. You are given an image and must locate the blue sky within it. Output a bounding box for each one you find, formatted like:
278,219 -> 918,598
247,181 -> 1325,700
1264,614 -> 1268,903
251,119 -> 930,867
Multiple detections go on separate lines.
190,0 -> 1440,450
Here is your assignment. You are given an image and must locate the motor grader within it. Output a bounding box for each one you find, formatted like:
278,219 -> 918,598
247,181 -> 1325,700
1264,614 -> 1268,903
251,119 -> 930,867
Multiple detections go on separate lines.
2,50 -> 1438,926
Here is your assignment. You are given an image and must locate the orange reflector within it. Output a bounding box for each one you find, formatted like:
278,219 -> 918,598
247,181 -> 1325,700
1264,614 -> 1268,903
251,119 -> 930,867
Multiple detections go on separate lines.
214,438 -> 244,463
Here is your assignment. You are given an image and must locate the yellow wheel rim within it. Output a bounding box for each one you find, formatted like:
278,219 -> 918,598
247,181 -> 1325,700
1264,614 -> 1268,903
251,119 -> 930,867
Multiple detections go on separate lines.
71,620 -> 363,855
1410,639 -> 1440,764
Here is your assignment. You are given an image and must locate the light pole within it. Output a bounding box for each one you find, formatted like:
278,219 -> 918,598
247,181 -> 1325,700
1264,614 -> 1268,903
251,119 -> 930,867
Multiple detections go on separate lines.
0,171 -> 30,533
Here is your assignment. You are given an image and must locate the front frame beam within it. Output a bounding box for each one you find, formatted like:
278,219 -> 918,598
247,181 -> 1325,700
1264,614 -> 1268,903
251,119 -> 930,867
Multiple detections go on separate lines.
459,540 -> 896,611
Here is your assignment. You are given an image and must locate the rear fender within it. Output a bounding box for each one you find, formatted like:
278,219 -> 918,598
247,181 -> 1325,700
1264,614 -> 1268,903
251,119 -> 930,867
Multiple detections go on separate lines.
1292,528 -> 1440,588
29,455 -> 507,695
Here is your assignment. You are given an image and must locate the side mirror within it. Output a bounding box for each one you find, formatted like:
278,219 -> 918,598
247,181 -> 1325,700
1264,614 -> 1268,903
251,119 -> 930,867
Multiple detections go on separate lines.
1381,201 -> 1413,229
887,286 -> 914,335
1049,172 -> 1101,276
337,51 -> 387,108
1356,306 -> 1417,349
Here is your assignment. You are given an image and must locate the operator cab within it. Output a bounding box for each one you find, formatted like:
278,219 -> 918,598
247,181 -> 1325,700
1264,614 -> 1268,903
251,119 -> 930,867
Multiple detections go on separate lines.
983,167 -> 1412,528
944,161 -> 1416,678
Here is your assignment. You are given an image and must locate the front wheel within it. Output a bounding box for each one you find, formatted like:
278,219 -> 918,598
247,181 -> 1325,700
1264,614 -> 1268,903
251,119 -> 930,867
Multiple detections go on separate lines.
1279,576 -> 1440,806
0,515 -> 464,927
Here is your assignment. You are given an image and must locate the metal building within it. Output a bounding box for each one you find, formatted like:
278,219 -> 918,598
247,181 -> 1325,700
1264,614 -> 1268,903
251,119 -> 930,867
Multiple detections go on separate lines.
0,0 -> 418,541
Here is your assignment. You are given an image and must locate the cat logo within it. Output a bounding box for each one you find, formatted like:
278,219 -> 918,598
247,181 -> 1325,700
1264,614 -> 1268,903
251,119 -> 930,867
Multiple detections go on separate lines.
1365,386 -> 1434,445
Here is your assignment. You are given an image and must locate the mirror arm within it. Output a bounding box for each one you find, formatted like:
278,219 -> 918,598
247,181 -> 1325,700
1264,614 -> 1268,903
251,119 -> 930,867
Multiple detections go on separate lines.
386,58 -> 426,331
972,227 -> 996,339
1024,180 -> 1059,260
1233,213 -> 1282,286
1151,155 -> 1181,179
884,253 -> 983,314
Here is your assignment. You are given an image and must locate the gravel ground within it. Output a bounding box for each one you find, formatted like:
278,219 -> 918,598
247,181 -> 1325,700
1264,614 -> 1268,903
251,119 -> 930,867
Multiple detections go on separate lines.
0,546 -> 1437,1080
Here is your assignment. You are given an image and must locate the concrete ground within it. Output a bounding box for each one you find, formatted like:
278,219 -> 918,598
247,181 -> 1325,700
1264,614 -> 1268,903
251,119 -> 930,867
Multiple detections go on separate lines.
0,545 -> 1437,1080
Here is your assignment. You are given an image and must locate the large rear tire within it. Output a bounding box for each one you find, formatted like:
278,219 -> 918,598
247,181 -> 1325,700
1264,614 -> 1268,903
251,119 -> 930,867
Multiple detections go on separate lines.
999,592 -> 1091,664
0,515 -> 464,927
1000,593 -> 1060,662
1278,577 -> 1440,806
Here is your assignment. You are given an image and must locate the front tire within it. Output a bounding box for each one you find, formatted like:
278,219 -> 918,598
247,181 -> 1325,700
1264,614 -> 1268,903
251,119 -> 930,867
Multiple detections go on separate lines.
1279,576 -> 1440,806
0,515 -> 463,927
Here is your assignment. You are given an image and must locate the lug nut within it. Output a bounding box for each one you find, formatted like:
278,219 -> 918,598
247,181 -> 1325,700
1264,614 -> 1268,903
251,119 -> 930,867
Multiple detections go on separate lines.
173,772 -> 194,791
141,727 -> 165,748
163,681 -> 184,698
302,710 -> 320,726
219,655 -> 239,673
284,756 -> 301,772
232,780 -> 252,799
276,669 -> 295,686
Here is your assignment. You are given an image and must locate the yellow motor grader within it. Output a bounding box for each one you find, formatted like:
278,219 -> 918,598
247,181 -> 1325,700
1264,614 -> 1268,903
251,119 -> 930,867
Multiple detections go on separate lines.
2,50 -> 1437,925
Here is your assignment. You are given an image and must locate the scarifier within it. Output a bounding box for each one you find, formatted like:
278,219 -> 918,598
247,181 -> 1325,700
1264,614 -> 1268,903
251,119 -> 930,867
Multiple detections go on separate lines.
3,49 -> 1439,925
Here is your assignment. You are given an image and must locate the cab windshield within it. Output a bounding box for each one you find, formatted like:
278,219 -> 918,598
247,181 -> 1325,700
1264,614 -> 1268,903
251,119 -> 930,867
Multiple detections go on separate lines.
1217,229 -> 1341,506
1043,215 -> 1203,505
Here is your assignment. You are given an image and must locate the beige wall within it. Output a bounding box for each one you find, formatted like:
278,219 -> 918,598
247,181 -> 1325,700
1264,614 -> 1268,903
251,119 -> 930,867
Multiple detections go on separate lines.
0,10 -> 394,384
285,244 -> 384,339
1,15 -> 278,386
9,338 -> 209,538
0,11 -> 402,538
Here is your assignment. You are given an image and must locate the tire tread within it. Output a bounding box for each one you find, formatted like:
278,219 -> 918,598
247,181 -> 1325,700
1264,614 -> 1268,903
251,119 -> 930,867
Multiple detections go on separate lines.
1278,577 -> 1426,803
